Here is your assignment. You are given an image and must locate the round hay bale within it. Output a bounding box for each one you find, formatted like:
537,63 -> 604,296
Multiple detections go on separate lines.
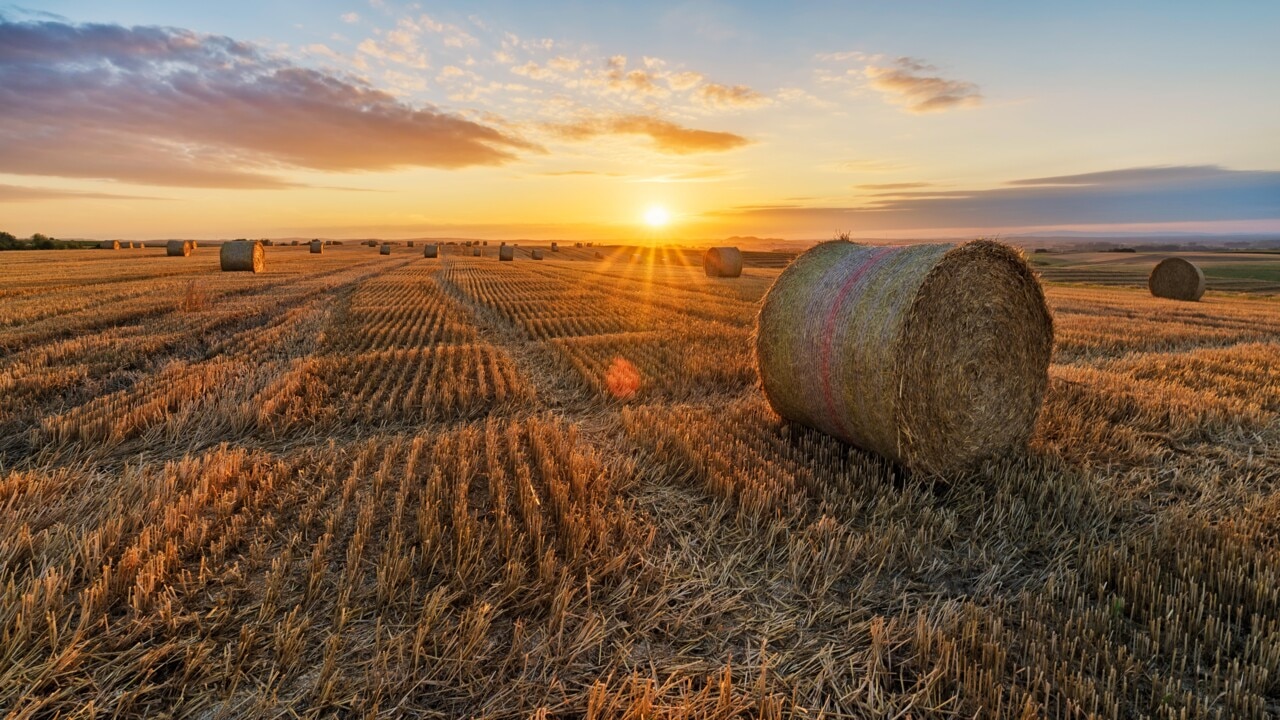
262,239 -> 274,247
531,249 -> 544,260
755,239 -> 1053,476
380,244 -> 391,255
704,247 -> 743,278
166,240 -> 193,257
424,244 -> 439,258
408,241 -> 415,248
100,240 -> 121,250
310,240 -> 324,254
220,240 -> 265,273
472,248 -> 481,257
1148,257 -> 1205,301
483,240 -> 489,246
191,240 -> 198,249
551,242 -> 559,252
499,245 -> 514,261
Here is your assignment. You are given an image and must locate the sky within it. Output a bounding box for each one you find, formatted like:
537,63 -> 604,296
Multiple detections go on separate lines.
1,1 -> 1278,241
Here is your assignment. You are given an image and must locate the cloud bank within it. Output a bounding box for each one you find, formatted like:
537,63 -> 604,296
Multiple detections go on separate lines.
0,18 -> 538,187
714,166 -> 1280,232
548,115 -> 751,154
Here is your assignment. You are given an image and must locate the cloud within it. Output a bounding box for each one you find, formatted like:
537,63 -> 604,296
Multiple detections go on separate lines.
340,12 -> 360,24
0,19 -> 538,188
857,182 -> 933,191
0,183 -> 162,202
864,57 -> 981,113
712,166 -> 1280,231
695,82 -> 770,109
547,115 -> 750,154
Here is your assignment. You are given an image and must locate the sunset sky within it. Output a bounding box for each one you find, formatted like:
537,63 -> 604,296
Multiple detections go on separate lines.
2,1 -> 1278,241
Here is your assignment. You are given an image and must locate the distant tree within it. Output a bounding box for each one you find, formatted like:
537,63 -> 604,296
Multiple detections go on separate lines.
0,231 -> 16,250
31,232 -> 57,249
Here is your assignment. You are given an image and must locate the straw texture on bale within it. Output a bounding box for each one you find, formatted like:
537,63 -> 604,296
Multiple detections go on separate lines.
755,239 -> 1053,476
1148,257 -> 1206,301
310,240 -> 324,254
424,244 -> 439,258
380,244 -> 391,255
100,240 -> 120,250
531,249 -> 544,260
472,248 -> 482,257
499,245 -> 514,261
220,240 -> 265,273
704,247 -> 744,278
166,240 -> 192,257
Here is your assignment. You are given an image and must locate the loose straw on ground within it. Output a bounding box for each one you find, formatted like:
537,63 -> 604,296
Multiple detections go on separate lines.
1148,257 -> 1206,301
755,239 -> 1053,476
220,240 -> 265,273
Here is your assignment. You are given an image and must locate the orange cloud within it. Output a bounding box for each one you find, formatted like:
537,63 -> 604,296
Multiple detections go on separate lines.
547,115 -> 750,154
0,19 -> 539,187
695,82 -> 770,109
865,57 -> 981,113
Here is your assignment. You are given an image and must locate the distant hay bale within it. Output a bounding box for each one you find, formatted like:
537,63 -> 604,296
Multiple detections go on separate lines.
424,244 -> 439,258
704,247 -> 743,278
755,239 -> 1053,476
1148,257 -> 1206,301
594,251 -> 604,259
499,246 -> 514,261
483,240 -> 489,246
262,239 -> 274,247
472,248 -> 481,257
100,240 -> 120,250
221,240 -> 265,273
408,241 -> 415,248
310,240 -> 323,254
531,249 -> 544,260
380,243 -> 391,255
166,240 -> 193,257
290,240 -> 299,246
551,242 -> 558,252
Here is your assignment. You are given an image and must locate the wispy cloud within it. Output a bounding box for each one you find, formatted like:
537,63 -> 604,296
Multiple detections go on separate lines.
0,183 -> 162,202
547,115 -> 750,154
0,18 -> 539,187
695,82 -> 770,109
864,57 -> 981,113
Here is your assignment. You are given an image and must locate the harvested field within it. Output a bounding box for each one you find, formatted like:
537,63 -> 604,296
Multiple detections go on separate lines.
2,243 -> 1279,718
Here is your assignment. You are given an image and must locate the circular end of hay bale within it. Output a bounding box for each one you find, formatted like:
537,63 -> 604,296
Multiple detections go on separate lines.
499,246 -> 514,261
755,239 -> 1052,476
220,240 -> 265,273
1148,257 -> 1205,301
704,247 -> 743,277
166,240 -> 193,257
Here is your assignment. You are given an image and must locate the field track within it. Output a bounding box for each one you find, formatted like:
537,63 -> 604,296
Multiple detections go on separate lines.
2,243 -> 1279,718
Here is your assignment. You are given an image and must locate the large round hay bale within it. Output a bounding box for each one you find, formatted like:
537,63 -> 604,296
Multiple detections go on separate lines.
704,247 -> 743,278
380,244 -> 391,255
1148,257 -> 1205,301
220,240 -> 265,273
755,239 -> 1053,476
531,249 -> 544,260
100,240 -> 120,250
166,240 -> 193,257
472,248 -> 481,257
499,246 -> 514,261
424,244 -> 439,258
310,240 -> 323,254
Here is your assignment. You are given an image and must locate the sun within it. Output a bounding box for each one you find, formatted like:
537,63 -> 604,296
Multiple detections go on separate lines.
644,206 -> 670,228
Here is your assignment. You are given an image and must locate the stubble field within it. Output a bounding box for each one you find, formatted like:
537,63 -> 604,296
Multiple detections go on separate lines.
1,242 -> 1278,718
